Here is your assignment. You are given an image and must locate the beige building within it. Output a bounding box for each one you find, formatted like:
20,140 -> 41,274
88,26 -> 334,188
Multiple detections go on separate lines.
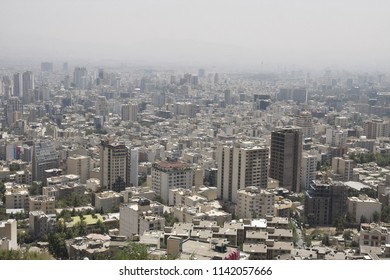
67,154 -> 91,183
152,161 -> 194,204
217,141 -> 269,203
274,197 -> 293,218
0,219 -> 18,250
119,199 -> 165,238
294,111 -> 314,139
4,183 -> 29,210
236,186 -> 275,219
28,195 -> 56,214
15,170 -> 32,185
331,156 -> 354,181
347,194 -> 382,223
364,119 -> 390,139
359,223 -> 390,247
95,191 -> 122,212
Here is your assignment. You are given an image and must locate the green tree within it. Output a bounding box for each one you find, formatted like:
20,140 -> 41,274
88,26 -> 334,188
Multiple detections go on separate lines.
48,232 -> 68,259
373,211 -> 380,223
0,249 -> 52,260
322,234 -> 330,246
113,242 -> 151,260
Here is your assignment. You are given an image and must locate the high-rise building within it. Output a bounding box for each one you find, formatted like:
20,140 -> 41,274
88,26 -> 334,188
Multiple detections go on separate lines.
5,97 -> 22,126
73,67 -> 88,89
62,62 -> 69,72
270,127 -> 303,193
32,141 -> 59,182
294,111 -> 314,139
217,141 -> 269,203
300,153 -> 318,192
22,71 -> 34,102
304,180 -> 347,226
277,88 -> 307,104
128,148 -> 139,188
121,103 -> 138,122
331,156 -> 354,181
100,141 -> 128,192
152,161 -> 193,203
2,76 -> 12,100
67,155 -> 91,184
364,119 -> 390,139
41,62 -> 53,73
13,73 -> 22,97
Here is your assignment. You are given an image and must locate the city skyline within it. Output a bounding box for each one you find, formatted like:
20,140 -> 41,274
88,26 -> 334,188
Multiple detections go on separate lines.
0,0 -> 389,72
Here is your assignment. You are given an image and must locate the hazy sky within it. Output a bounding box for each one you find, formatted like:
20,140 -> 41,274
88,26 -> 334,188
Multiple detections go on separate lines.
1,0 -> 389,71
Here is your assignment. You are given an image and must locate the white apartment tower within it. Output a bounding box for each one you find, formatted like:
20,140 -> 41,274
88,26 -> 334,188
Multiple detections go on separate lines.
217,141 -> 269,203
300,153 -> 318,191
152,161 -> 193,203
129,148 -> 139,187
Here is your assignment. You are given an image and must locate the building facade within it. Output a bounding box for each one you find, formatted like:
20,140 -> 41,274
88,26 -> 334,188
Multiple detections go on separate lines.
270,127 -> 302,193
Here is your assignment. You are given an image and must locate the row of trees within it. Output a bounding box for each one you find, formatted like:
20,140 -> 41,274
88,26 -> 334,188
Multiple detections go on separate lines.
0,249 -> 52,260
349,152 -> 390,167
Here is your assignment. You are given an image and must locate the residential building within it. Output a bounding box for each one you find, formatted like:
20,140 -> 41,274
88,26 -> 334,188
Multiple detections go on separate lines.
28,195 -> 56,214
217,141 -> 269,203
294,111 -> 314,139
304,180 -> 348,226
4,184 -> 29,210
270,127 -> 302,192
67,155 -> 91,183
331,156 -> 354,181
236,186 -> 275,219
364,119 -> 390,139
347,194 -> 382,223
29,211 -> 57,239
300,153 -> 317,191
119,199 -> 165,238
359,223 -> 390,247
94,191 -> 122,212
0,219 -> 17,250
100,140 -> 128,192
121,102 -> 138,122
152,161 -> 193,203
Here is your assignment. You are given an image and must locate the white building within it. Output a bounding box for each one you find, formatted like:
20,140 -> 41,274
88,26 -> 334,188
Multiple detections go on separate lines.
300,153 -> 317,191
119,199 -> 165,238
95,191 -> 122,212
347,194 -> 382,223
0,219 -> 18,251
129,148 -> 139,187
152,161 -> 193,203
